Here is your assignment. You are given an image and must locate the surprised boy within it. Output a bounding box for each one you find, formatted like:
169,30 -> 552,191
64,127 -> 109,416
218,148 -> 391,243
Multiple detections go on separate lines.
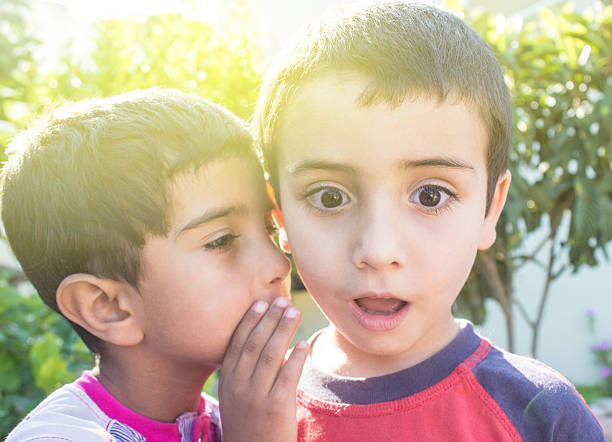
253,2 -> 605,441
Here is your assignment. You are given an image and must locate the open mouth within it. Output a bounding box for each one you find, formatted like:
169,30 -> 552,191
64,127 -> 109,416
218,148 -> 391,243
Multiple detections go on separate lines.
353,297 -> 408,315
350,295 -> 411,331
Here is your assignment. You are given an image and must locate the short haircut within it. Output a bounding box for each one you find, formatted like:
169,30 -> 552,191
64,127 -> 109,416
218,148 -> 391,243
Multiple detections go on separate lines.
253,1 -> 511,211
1,88 -> 256,354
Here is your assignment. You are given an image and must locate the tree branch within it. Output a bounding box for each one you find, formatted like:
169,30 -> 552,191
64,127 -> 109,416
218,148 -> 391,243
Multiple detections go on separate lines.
552,264 -> 569,280
530,235 -> 557,357
512,236 -> 550,267
480,250 -> 515,350
513,297 -> 535,328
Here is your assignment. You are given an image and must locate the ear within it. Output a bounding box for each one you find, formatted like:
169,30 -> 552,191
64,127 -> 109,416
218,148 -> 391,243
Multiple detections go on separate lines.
478,170 -> 512,251
56,274 -> 144,347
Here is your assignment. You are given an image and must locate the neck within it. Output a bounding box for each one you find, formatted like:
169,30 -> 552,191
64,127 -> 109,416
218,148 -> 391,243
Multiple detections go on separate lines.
96,347 -> 217,423
312,317 -> 460,378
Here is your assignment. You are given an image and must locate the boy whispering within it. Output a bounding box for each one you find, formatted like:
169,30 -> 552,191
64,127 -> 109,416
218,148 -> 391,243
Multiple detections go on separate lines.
3,89 -> 309,441
253,2 -> 604,440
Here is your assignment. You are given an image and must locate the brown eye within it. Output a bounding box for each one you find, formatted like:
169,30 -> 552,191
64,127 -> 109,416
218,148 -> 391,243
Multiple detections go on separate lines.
410,184 -> 457,213
205,233 -> 240,250
306,186 -> 350,211
419,187 -> 442,207
321,189 -> 344,208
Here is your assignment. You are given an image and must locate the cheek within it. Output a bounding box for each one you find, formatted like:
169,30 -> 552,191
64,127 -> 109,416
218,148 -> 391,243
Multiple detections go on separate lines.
284,214 -> 341,283
414,218 -> 481,295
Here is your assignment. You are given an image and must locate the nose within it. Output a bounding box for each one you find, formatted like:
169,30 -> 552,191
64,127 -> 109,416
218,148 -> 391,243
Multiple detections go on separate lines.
351,197 -> 406,271
258,236 -> 292,294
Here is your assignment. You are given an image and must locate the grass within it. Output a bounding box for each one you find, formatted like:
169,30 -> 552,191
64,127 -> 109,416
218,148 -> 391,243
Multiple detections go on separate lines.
576,384 -> 608,405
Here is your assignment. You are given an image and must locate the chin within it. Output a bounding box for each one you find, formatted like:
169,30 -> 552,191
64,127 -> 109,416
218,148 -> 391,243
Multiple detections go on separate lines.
343,330 -> 416,358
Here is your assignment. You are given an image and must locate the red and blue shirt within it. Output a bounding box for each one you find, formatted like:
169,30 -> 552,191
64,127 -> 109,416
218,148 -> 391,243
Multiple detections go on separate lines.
297,322 -> 604,441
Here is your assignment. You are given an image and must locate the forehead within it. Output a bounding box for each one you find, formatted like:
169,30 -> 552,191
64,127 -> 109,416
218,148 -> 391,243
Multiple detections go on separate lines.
166,157 -> 266,230
276,72 -> 488,174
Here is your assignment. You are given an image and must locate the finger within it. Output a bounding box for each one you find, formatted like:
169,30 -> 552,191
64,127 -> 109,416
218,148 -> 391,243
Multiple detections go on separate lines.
232,297 -> 290,383
250,306 -> 302,392
269,340 -> 310,400
221,300 -> 269,374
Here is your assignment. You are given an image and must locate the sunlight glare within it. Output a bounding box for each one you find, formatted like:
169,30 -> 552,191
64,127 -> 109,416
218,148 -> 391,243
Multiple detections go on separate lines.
52,0 -> 220,24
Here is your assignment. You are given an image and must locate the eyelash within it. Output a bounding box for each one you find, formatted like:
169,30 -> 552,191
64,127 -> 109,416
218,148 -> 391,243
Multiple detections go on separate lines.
203,213 -> 278,252
204,233 -> 240,251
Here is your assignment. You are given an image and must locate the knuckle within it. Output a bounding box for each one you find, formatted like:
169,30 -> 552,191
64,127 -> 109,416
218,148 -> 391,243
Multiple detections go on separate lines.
276,318 -> 294,333
244,338 -> 260,355
259,350 -> 277,367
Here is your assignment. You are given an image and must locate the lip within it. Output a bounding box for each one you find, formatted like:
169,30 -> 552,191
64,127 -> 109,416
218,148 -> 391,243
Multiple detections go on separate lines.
349,293 -> 410,331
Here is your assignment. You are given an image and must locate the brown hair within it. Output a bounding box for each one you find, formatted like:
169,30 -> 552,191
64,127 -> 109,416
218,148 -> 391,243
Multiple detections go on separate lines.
253,1 -> 511,211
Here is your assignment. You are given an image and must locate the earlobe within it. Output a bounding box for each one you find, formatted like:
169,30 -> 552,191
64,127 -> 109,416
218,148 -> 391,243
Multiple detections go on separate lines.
478,170 -> 512,251
56,274 -> 144,347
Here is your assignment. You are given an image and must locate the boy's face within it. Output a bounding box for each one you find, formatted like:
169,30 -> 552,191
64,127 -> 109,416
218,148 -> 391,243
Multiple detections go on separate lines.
275,72 -> 505,365
136,157 -> 291,369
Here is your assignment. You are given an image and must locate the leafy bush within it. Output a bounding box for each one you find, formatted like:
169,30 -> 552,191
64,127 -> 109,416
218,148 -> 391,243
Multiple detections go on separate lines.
591,339 -> 612,395
1,1 -> 260,435
34,1 -> 263,121
455,2 -> 612,356
0,271 -> 92,438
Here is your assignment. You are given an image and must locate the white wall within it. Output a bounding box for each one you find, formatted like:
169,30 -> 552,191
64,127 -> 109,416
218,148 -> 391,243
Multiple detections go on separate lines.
479,234 -> 612,386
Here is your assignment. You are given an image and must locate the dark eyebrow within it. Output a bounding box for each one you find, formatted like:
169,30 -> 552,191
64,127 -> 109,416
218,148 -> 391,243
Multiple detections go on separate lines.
176,205 -> 246,238
288,160 -> 356,176
401,156 -> 475,171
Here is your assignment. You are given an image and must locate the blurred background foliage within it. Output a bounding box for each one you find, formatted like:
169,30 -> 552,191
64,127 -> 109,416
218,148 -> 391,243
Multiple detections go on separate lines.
0,0 -> 611,435
38,3 -> 263,119
456,2 -> 612,358
0,0 -> 264,434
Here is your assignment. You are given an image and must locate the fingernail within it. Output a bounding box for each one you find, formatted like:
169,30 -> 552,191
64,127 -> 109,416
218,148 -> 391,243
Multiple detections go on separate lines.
253,301 -> 268,313
273,297 -> 289,308
284,307 -> 299,319
295,340 -> 308,349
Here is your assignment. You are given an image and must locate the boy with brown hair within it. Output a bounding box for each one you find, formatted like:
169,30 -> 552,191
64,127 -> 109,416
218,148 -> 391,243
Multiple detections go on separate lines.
253,2 -> 604,440
3,88 -> 308,441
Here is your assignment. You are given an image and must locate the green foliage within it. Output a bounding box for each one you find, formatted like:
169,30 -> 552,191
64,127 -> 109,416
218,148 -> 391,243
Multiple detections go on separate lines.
587,309 -> 612,396
576,383 -> 607,405
0,1 -> 262,435
0,272 -> 92,438
591,339 -> 612,395
37,0 -> 263,120
456,4 -> 612,340
0,0 -> 38,160
501,5 -> 611,266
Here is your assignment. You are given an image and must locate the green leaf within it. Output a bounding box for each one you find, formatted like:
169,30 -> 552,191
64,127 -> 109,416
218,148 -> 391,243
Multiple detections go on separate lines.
0,351 -> 20,391
34,356 -> 71,394
29,333 -> 62,374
